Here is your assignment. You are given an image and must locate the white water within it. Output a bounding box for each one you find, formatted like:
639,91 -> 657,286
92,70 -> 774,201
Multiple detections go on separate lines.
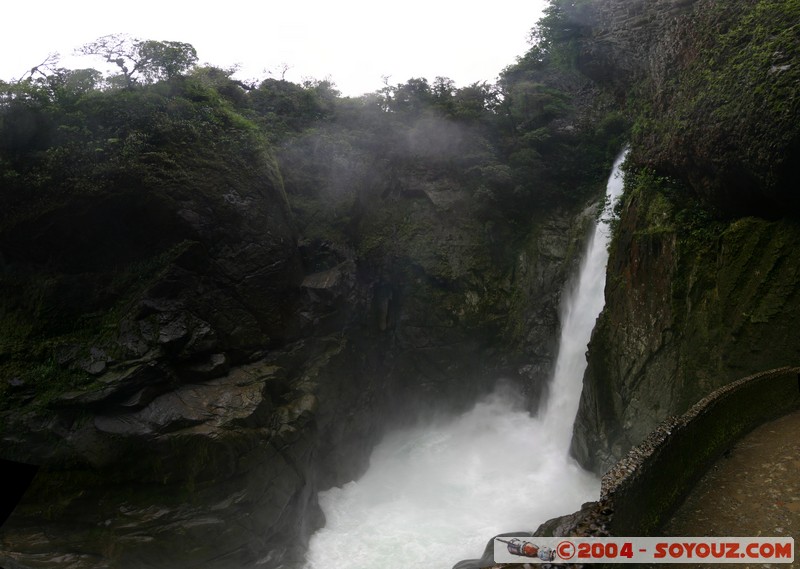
303,151 -> 627,569
541,148 -> 627,450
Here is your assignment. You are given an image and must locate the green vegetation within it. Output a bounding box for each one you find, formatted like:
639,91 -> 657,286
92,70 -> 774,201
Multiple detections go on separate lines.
77,35 -> 198,87
0,7 -> 628,408
0,47 -> 280,408
601,162 -> 800,414
616,165 -> 724,244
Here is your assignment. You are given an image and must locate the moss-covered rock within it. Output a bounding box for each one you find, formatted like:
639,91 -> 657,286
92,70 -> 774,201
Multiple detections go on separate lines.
0,77 -> 302,413
0,77 -> 312,567
630,0 -> 800,216
573,168 -> 800,472
563,0 -> 800,474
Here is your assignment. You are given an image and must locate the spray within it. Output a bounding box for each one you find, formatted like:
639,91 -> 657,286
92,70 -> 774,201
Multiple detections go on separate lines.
303,150 -> 628,569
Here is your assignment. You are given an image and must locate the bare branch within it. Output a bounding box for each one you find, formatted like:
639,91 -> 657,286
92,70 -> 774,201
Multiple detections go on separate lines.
76,34 -> 198,87
18,53 -> 60,83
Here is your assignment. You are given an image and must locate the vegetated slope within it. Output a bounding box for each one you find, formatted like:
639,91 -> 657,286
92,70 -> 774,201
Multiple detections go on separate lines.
0,73 -> 313,567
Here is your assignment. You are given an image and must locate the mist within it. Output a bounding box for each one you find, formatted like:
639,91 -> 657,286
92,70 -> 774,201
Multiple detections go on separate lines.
303,385 -> 598,569
301,150 -> 629,569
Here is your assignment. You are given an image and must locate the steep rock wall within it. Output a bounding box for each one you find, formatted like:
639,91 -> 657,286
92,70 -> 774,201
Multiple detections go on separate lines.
573,177 -> 800,472
574,0 -> 700,92
0,138 -> 598,569
573,0 -> 800,216
570,0 -> 800,473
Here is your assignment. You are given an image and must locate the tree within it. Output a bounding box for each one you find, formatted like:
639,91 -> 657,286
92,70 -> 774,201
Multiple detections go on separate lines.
249,78 -> 337,136
526,0 -> 592,67
452,82 -> 498,121
18,53 -> 61,82
78,34 -> 198,86
391,77 -> 432,114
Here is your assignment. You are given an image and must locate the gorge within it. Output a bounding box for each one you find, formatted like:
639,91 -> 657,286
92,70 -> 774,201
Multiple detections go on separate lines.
303,150 -> 626,569
1,0 -> 799,568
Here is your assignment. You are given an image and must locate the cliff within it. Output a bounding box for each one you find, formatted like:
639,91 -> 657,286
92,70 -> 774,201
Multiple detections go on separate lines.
0,64 -> 613,566
573,174 -> 800,472
570,0 -> 800,472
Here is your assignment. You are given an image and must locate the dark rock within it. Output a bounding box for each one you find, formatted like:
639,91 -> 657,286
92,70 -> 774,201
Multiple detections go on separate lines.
79,347 -> 111,376
7,377 -> 25,388
0,64 -> 611,569
573,195 -> 800,473
178,353 -> 230,382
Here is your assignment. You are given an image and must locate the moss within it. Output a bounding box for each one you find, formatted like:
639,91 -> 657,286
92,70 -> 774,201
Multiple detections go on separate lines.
581,141 -> 800,470
0,240 -> 193,409
0,76 -> 290,410
660,184 -> 799,394
629,0 -> 800,213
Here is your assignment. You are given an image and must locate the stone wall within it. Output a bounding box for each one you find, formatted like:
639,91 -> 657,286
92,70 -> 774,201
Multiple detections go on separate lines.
539,367 -> 800,542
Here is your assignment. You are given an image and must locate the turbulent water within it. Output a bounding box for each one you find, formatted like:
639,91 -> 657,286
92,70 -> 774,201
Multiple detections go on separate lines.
303,151 -> 627,569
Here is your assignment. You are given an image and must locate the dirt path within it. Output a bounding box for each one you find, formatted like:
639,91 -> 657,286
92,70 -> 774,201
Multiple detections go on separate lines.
656,409 -> 800,568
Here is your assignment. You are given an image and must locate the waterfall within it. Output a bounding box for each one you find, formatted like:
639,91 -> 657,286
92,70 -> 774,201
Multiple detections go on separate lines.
541,148 -> 627,450
302,150 -> 627,569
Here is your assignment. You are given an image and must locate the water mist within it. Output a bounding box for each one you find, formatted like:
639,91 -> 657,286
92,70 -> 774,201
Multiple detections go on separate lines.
303,150 -> 628,569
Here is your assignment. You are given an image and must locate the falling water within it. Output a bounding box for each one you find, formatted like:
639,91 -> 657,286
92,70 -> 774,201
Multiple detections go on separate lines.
302,150 -> 628,569
541,148 -> 627,450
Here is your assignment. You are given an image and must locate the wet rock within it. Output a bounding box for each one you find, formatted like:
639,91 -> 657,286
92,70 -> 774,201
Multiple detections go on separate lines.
93,364 -> 272,437
573,194 -> 800,473
179,353 -> 229,381
78,347 -> 111,376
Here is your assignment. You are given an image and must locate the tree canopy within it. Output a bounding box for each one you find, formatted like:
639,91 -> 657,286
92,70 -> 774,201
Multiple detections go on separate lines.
0,3 -> 625,242
77,34 -> 198,86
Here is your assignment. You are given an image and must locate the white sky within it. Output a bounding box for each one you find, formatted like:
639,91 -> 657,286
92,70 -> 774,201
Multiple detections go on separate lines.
1,1 -> 549,96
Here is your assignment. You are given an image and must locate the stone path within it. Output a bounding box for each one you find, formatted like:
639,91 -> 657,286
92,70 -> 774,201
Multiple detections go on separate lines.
657,409 -> 800,568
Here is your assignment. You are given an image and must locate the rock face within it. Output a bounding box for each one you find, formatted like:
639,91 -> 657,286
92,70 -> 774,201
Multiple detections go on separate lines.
0,207 -> 596,569
570,0 -> 800,473
573,191 -> 800,472
0,89 -> 600,568
0,117 -> 321,567
506,204 -> 599,402
573,0 -> 701,92
1,361 -> 322,569
574,0 -> 800,217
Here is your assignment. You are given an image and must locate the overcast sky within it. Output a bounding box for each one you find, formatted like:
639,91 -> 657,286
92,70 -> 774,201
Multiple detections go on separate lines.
1,1 -> 549,96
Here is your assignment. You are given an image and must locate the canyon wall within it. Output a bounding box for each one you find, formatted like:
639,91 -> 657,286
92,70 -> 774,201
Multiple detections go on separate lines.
570,0 -> 800,472
0,76 -> 600,566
